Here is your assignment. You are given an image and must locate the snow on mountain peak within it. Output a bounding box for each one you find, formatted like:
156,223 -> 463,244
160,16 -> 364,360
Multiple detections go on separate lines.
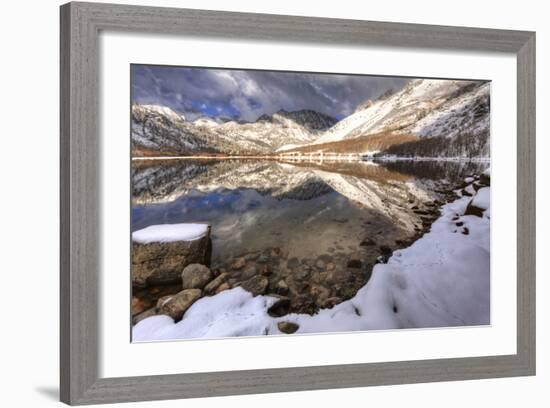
131,78 -> 489,158
139,104 -> 186,122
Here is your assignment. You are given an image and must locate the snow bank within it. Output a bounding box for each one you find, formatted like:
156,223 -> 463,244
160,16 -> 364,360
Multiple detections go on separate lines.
132,223 -> 209,244
133,288 -> 279,341
133,188 -> 490,341
471,187 -> 490,210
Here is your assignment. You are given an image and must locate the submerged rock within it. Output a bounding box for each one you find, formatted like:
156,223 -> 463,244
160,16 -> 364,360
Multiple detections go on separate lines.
273,279 -> 289,296
230,257 -> 246,270
240,263 -> 258,279
359,239 -> 376,246
347,259 -> 362,268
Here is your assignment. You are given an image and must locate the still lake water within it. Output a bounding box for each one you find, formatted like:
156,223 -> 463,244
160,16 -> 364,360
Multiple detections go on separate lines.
132,159 -> 488,279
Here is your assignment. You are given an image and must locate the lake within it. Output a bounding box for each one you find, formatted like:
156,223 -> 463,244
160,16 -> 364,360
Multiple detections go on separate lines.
132,158 -> 489,315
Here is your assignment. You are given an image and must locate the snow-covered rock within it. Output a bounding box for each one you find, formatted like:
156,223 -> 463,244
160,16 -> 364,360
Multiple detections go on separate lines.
132,223 -> 212,287
132,223 -> 209,244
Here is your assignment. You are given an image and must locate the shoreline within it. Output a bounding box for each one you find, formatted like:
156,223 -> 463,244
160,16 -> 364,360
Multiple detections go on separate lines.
132,155 -> 490,163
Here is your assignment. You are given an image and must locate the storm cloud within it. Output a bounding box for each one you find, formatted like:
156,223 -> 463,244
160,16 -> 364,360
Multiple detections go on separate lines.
132,65 -> 409,122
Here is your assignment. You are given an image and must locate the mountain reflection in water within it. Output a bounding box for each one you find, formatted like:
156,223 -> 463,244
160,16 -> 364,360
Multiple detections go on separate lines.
133,158 -> 486,264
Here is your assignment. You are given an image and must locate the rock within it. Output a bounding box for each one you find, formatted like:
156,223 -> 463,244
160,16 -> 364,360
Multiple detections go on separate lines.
131,296 -> 150,316
465,201 -> 484,217
290,294 -> 317,315
277,321 -> 299,334
360,239 -> 376,246
379,246 -> 393,256
270,247 -> 283,257
267,296 -> 290,317
301,258 -> 314,268
156,288 -> 202,322
241,275 -> 269,296
287,257 -> 300,269
260,264 -> 273,276
244,252 -> 259,261
273,279 -> 289,295
230,257 -> 246,270
294,268 -> 311,281
479,173 -> 490,186
132,229 -> 211,287
203,272 -> 228,295
326,262 -> 336,271
320,297 -> 342,309
215,282 -> 231,294
462,227 -> 470,235
347,259 -> 362,268
181,264 -> 213,290
240,263 -> 258,279
310,285 -> 330,302
315,259 -> 326,270
257,254 -> 271,264
132,307 -> 157,325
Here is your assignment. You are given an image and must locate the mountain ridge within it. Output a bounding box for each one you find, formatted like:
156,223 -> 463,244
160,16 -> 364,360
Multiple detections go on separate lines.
131,78 -> 490,158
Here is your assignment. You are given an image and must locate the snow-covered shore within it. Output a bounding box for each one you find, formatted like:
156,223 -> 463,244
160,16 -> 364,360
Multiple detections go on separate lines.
133,178 -> 490,341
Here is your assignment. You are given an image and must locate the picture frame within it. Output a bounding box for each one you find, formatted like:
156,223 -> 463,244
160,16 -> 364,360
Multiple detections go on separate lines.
60,1 -> 536,405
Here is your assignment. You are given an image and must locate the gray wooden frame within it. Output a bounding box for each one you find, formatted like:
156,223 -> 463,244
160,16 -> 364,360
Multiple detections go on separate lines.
60,1 -> 536,405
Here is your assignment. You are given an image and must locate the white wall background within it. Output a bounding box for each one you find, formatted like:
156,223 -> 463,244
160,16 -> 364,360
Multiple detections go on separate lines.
0,0 -> 545,407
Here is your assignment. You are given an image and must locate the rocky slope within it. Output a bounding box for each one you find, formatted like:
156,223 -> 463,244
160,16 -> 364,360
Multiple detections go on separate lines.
132,105 -> 337,156
280,79 -> 490,157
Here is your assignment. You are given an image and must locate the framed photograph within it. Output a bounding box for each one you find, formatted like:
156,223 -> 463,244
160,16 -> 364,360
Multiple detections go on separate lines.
60,1 -> 535,405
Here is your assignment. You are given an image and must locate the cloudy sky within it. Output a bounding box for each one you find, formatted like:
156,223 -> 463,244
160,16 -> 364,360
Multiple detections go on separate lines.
132,65 -> 409,122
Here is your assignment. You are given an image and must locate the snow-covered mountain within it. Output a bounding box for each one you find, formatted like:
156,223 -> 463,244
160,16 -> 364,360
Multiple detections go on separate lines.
131,105 -> 220,155
131,105 -> 337,156
132,79 -> 489,158
280,79 -> 490,157
310,79 -> 489,145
